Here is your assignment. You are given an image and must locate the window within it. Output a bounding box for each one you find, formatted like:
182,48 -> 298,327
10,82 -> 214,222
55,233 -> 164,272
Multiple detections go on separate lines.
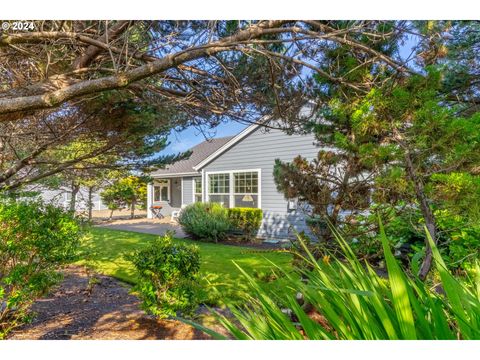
207,170 -> 260,208
234,171 -> 259,208
208,173 -> 230,207
154,180 -> 169,202
193,177 -> 202,202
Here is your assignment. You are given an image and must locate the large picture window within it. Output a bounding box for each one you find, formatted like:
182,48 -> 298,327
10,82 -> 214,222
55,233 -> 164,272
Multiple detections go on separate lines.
207,170 -> 260,208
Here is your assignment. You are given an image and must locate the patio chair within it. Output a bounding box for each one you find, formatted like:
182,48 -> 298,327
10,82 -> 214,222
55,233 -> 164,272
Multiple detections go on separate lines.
171,204 -> 187,222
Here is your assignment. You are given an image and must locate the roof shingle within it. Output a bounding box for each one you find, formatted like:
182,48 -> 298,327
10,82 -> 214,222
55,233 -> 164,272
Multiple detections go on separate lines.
151,136 -> 234,176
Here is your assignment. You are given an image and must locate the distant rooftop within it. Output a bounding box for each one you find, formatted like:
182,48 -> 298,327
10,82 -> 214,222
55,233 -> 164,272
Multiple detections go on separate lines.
151,136 -> 234,176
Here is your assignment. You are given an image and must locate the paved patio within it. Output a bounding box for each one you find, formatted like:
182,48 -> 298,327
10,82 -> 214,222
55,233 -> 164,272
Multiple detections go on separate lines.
96,218 -> 186,238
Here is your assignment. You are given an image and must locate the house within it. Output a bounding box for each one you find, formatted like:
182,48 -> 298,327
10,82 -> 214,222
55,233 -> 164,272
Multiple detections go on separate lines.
148,121 -> 319,239
25,185 -> 108,212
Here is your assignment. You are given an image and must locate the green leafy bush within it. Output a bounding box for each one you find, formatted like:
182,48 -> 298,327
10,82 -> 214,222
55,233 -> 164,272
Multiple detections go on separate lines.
227,207 -> 263,242
126,232 -> 200,318
178,202 -> 230,242
186,223 -> 480,340
351,206 -> 480,272
435,209 -> 480,270
0,200 -> 81,338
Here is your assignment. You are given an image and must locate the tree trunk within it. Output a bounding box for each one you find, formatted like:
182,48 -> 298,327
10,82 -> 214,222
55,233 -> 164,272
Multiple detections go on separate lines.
109,208 -> 114,220
130,199 -> 136,219
404,151 -> 437,280
87,186 -> 94,221
70,182 -> 80,212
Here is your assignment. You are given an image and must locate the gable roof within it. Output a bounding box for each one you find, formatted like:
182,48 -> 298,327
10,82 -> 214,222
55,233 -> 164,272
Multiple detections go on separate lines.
151,136 -> 234,177
193,121 -> 266,171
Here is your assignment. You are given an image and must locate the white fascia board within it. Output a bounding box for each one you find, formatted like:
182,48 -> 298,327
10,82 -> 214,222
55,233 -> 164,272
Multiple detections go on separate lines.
151,171 -> 199,179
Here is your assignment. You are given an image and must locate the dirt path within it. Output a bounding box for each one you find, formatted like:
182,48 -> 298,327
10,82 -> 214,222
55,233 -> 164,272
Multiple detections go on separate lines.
9,266 -> 214,340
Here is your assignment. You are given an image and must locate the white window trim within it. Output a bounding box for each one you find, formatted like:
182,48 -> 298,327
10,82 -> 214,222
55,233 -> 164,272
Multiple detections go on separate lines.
180,177 -> 184,206
192,177 -> 202,203
205,169 -> 261,209
153,179 -> 170,203
201,169 -> 205,202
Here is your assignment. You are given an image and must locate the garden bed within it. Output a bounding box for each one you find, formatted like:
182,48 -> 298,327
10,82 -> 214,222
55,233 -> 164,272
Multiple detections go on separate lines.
8,265 -> 225,340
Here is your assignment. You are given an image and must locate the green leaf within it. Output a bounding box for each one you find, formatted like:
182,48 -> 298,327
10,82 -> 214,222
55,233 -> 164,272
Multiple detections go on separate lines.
379,217 -> 417,340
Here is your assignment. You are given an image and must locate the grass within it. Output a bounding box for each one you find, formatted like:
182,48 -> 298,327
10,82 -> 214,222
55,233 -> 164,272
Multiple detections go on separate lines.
78,227 -> 293,304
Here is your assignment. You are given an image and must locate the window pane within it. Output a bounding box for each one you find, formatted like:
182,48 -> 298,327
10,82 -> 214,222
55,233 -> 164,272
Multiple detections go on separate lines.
161,186 -> 168,201
234,172 -> 258,194
194,194 -> 202,202
234,194 -> 258,208
209,194 -> 230,207
209,173 -> 229,194
154,186 -> 160,202
194,177 -> 202,194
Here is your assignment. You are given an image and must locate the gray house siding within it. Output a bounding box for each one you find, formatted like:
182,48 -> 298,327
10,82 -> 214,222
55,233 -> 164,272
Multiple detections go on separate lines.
170,178 -> 182,208
182,177 -> 194,206
201,126 -> 318,239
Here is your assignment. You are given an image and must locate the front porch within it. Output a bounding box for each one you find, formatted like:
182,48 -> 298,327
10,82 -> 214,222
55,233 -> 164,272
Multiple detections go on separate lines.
147,177 -> 183,218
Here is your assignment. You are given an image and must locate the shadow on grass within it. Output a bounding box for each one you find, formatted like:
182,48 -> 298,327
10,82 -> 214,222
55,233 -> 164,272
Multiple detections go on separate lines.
79,227 -> 294,305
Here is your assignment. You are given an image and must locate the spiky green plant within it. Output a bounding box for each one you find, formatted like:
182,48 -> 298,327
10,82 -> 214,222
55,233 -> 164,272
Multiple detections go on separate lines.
182,222 -> 480,340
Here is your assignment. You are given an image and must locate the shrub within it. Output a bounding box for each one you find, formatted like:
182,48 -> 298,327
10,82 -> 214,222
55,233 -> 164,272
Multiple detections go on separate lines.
227,208 -> 263,242
435,209 -> 480,271
187,224 -> 480,340
178,202 -> 231,242
126,232 -> 200,318
305,215 -> 331,242
0,200 -> 81,338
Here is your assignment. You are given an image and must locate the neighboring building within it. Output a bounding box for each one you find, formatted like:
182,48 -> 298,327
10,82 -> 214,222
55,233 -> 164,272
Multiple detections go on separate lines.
25,185 -> 108,211
148,120 -> 319,239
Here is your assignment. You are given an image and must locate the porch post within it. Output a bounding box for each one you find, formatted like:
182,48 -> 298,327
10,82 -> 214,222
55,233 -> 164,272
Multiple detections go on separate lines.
147,182 -> 153,219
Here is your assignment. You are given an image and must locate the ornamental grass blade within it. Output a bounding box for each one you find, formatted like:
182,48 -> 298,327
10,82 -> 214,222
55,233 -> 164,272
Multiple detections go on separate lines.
426,228 -> 478,339
379,217 -> 417,340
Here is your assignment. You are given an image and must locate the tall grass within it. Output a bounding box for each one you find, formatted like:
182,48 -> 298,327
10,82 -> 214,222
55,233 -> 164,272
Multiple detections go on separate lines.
184,223 -> 480,339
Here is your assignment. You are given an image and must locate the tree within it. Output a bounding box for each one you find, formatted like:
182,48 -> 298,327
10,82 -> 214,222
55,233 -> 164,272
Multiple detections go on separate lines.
0,21 -> 423,192
0,93 -> 185,191
38,141 -> 119,212
0,20 -> 308,190
274,21 -> 480,279
100,175 -> 148,219
274,21 -> 403,242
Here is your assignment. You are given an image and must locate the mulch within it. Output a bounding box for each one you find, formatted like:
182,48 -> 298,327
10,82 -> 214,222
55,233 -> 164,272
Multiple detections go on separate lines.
8,265 -> 221,340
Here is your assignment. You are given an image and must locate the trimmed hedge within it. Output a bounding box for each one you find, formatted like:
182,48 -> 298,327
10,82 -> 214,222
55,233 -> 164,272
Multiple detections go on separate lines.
228,207 -> 263,242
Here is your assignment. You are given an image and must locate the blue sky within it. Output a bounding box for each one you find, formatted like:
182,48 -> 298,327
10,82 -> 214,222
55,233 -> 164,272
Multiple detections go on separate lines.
160,32 -> 419,156
159,121 -> 247,156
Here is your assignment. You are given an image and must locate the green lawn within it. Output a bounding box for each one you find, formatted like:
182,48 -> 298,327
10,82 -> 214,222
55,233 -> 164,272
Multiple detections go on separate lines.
78,227 -> 293,304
